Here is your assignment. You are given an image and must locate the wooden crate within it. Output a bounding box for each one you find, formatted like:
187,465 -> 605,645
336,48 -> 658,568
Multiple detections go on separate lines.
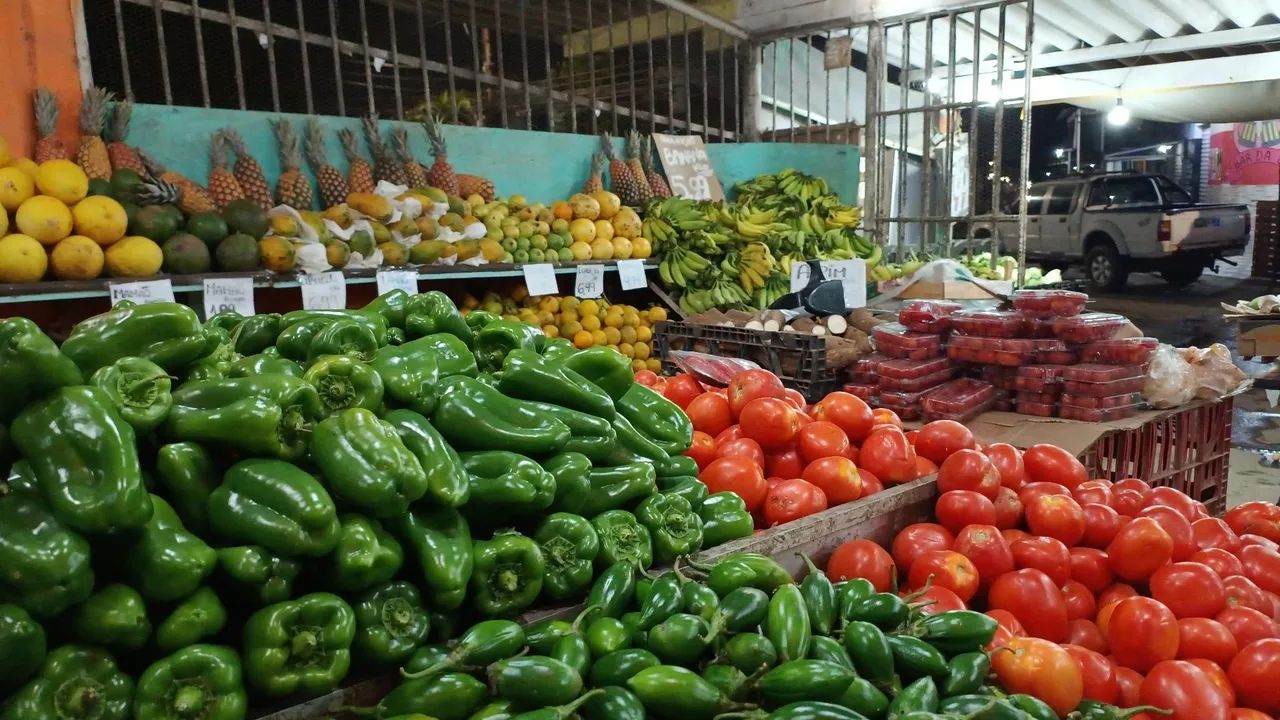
1254,201 -> 1279,281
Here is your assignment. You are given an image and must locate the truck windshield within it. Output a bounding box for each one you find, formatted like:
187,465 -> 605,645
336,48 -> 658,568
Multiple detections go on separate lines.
1156,177 -> 1193,206
1089,177 -> 1159,207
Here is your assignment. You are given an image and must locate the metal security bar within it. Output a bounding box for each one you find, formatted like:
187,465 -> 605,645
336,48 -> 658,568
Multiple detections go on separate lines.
86,0 -> 747,140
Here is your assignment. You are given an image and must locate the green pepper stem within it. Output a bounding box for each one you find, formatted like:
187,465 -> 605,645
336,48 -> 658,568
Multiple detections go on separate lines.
171,685 -> 206,716
291,629 -> 319,658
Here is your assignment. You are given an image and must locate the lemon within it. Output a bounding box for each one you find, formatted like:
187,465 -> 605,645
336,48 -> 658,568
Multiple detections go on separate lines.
0,234 -> 48,282
50,235 -> 105,280
105,235 -> 164,277
0,206 -> 6,236
590,237 -> 614,260
0,135 -> 11,167
569,241 -> 592,261
7,158 -> 39,180
16,195 -> 73,246
612,237 -> 634,259
631,237 -> 652,259
0,167 -> 35,212
593,219 -> 614,243
72,195 -> 129,246
35,160 -> 89,205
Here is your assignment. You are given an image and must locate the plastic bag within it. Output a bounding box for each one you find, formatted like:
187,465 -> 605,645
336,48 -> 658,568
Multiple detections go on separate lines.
1184,343 -> 1249,400
1143,343 -> 1249,408
669,351 -> 761,387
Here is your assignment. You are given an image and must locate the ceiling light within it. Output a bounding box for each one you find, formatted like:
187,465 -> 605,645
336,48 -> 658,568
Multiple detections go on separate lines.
1054,148 -> 1065,158
1157,144 -> 1172,154
1107,99 -> 1131,126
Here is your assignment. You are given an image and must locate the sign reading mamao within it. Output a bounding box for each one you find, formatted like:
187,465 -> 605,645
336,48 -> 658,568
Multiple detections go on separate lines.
1208,121 -> 1280,186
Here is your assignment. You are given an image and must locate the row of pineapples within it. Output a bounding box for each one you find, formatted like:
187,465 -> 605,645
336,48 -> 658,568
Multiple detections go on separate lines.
584,131 -> 674,206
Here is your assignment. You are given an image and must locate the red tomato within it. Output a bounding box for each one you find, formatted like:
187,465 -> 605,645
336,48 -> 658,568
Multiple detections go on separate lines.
993,486 -> 1024,530
937,449 -> 1001,500
1109,597 -> 1180,673
871,408 -> 903,428
1229,638 -> 1280,714
1216,606 -> 1279,647
1020,481 -> 1073,504
1002,528 -> 1032,547
991,637 -> 1084,717
1081,503 -> 1124,548
739,398 -> 800,450
1229,710 -> 1276,720
1113,477 -> 1153,496
634,369 -> 659,386
1012,536 -> 1072,586
935,490 -> 998,534
1024,444 -> 1088,489
1064,644 -> 1119,704
1194,518 -> 1244,554
1098,583 -> 1139,609
1151,562 -> 1227,619
1225,502 -> 1280,544
954,524 -> 1015,589
1113,489 -> 1149,517
686,393 -> 733,436
1074,479 -> 1115,507
859,427 -> 918,485
1139,505 -> 1197,561
812,392 -> 876,443
662,374 -> 705,409
914,420 -> 976,466
908,549 -> 980,603
1063,579 -> 1098,621
1145,486 -> 1200,523
1140,660 -> 1231,720
1241,534 -> 1280,554
1068,618 -> 1110,654
1097,602 -> 1121,640
795,421 -> 850,464
783,388 -> 806,410
988,568 -> 1070,642
1108,517 -> 1175,582
1193,548 -> 1246,581
727,369 -> 785,418
1241,545 -> 1280,595
1070,547 -> 1114,593
715,437 -> 765,468
1026,494 -> 1088,547
892,523 -> 955,574
1114,666 -> 1144,707
801,456 -> 862,505
910,585 -> 967,616
764,447 -> 805,481
1225,575 -> 1275,615
762,478 -> 828,527
985,443 -> 1027,490
1177,618 -> 1239,668
1188,659 -> 1237,709
988,608 -> 1028,636
701,456 -> 768,512
858,469 -> 884,496
826,538 -> 896,591
686,431 -> 717,470
715,424 -> 744,446
913,455 -> 938,480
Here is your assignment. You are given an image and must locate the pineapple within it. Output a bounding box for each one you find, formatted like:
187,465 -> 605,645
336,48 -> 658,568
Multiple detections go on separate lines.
582,152 -> 605,194
457,174 -> 495,201
339,128 -> 375,194
207,130 -> 245,210
140,151 -> 217,215
625,130 -> 654,203
105,100 -> 146,174
422,114 -> 459,196
224,127 -> 274,211
391,126 -> 428,188
601,134 -> 641,206
135,174 -> 183,207
363,115 -> 407,186
75,87 -> 114,180
640,140 -> 672,198
305,118 -> 348,209
32,87 -> 69,163
271,119 -> 313,209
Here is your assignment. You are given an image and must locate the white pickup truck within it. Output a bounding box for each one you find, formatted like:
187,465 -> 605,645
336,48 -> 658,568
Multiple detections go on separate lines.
996,173 -> 1250,290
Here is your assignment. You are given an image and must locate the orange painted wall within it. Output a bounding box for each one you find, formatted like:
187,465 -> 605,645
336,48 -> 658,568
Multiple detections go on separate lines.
0,0 -> 84,158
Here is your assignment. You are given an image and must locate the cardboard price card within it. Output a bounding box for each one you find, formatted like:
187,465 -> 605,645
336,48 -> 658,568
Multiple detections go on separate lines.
652,134 -> 725,201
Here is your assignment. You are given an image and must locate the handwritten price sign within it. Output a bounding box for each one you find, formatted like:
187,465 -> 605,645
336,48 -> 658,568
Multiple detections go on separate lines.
574,265 -> 605,298
300,272 -> 347,309
651,134 -> 725,201
110,279 -> 175,306
788,260 -> 867,308
203,277 -> 255,317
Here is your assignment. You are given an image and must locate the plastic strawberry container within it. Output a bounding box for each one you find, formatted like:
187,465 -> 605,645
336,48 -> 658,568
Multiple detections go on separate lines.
1060,404 -> 1139,422
1014,376 -> 1064,393
1037,350 -> 1081,365
876,356 -> 953,380
1012,289 -> 1088,318
1079,337 -> 1159,365
1016,391 -> 1061,405
924,402 -> 995,423
951,310 -> 1026,338
898,300 -> 963,333
880,367 -> 956,393
842,383 -> 878,402
1063,377 -> 1145,397
879,387 -> 942,407
1062,364 -> 1145,383
1059,392 -> 1141,409
848,354 -> 887,383
1017,365 -> 1069,381
921,378 -> 996,417
947,335 -> 1037,366
1024,317 -> 1058,338
1016,400 -> 1058,417
877,403 -> 923,421
1052,313 -> 1127,343
881,343 -> 944,361
874,323 -> 945,350
979,366 -> 1019,391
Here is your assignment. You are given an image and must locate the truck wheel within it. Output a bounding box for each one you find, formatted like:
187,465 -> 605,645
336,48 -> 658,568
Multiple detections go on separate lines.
1085,243 -> 1128,291
1160,263 -> 1204,287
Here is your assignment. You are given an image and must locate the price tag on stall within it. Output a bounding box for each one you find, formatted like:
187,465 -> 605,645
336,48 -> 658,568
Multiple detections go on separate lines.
110,279 -> 175,306
818,260 -> 867,308
789,262 -> 813,292
574,264 -> 605,298
202,277 -> 255,317
617,259 -> 648,290
376,270 -> 419,296
651,134 -> 725,201
300,271 -> 347,309
522,263 -> 558,297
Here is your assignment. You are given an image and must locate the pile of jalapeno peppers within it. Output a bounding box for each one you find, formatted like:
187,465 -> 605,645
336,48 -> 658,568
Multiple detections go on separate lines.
0,290 -> 755,719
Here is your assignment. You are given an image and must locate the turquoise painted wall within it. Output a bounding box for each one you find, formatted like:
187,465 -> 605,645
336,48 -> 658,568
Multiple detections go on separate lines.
129,105 -> 859,206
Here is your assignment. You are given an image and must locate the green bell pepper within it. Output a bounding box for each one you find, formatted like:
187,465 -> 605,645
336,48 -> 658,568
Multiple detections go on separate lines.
328,514 -> 404,592
0,604 -> 44,695
583,462 -> 659,517
208,459 -> 341,557
474,319 -> 543,371
231,313 -> 283,355
417,333 -> 478,377
307,318 -> 380,362
182,354 -> 232,383
370,338 -> 441,416
155,586 -> 227,652
385,326 -> 406,345
432,376 -> 571,455
0,318 -> 83,422
304,354 -> 385,414
657,454 -> 699,479
11,385 -> 152,534
154,442 -> 218,535
535,512 -> 600,601
559,346 -> 634,401
126,494 -> 217,601
471,531 -> 545,616
465,310 -> 500,331
389,507 -> 473,611
592,510 -> 653,569
72,583 -> 150,650
205,311 -> 244,333
636,493 -> 704,563
363,289 -> 411,328
522,401 -> 618,463
618,384 -> 694,455
134,644 -> 246,720
699,492 -> 755,547
0,463 -> 93,619
608,413 -> 669,464
274,317 -> 331,361
312,408 -> 429,517
166,375 -> 326,460
658,476 -> 708,510
242,591 -> 356,697
405,291 -> 474,345
543,451 -> 592,515
217,546 -> 300,606
227,350 -> 303,378
462,450 -> 556,515
498,349 -> 616,419
540,337 -> 574,360
282,309 -> 389,345
353,581 -> 431,665
383,409 -> 471,508
2,645 -> 133,720
61,301 -> 206,374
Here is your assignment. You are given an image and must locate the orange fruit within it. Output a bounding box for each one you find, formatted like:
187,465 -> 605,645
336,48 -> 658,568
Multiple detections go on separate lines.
551,201 -> 574,220
573,330 -> 594,348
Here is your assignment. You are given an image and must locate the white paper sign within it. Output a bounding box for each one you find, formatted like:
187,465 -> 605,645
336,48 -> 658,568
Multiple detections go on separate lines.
819,260 -> 867,308
522,263 -> 558,297
789,262 -> 813,292
203,277 -> 255,317
376,270 -> 419,297
110,279 -> 175,306
299,271 -> 347,309
574,265 -> 605,298
617,260 -> 648,291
